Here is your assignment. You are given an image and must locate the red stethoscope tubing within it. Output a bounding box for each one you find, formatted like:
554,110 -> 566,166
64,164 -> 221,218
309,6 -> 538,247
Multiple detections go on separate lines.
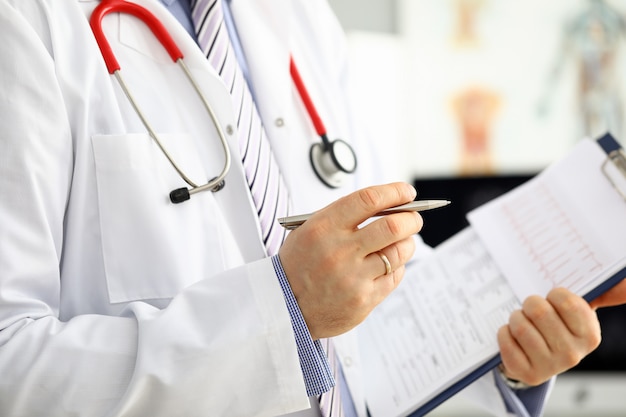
90,0 -> 184,73
290,56 -> 357,186
289,56 -> 328,141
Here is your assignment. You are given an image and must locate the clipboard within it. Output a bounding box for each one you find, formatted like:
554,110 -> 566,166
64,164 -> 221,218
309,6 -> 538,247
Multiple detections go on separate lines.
361,134 -> 626,417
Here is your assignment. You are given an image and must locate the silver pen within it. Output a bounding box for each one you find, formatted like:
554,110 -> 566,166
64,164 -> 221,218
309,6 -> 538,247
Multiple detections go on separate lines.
278,200 -> 451,230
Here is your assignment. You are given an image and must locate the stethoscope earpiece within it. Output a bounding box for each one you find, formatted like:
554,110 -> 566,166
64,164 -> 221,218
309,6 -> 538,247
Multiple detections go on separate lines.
170,178 -> 226,204
170,188 -> 191,204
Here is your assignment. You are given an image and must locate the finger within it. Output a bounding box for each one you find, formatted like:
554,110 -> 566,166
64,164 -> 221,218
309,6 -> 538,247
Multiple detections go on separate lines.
370,238 -> 416,302
547,288 -> 601,349
320,183 -> 417,230
590,278 -> 626,309
367,237 -> 416,277
357,210 -> 423,255
519,295 -> 571,354
373,251 -> 392,277
509,304 -> 553,356
371,265 -> 406,306
497,324 -> 532,381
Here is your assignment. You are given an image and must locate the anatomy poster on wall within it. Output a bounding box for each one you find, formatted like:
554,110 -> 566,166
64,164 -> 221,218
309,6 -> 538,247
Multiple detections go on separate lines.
397,0 -> 626,177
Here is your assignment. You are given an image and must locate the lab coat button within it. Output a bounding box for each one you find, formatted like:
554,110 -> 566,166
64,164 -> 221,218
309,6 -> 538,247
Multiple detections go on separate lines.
274,118 -> 285,127
226,125 -> 234,135
343,356 -> 353,367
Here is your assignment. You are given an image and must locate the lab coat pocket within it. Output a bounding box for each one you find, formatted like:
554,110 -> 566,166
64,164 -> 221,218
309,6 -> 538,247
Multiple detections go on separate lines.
92,133 -> 225,303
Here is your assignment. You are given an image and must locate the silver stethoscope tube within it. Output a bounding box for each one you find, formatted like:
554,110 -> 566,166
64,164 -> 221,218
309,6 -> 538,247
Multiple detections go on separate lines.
90,0 -> 230,204
114,64 -> 231,197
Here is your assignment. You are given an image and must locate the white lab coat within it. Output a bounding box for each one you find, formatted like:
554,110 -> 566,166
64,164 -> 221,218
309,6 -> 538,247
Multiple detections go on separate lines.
0,0 -> 527,416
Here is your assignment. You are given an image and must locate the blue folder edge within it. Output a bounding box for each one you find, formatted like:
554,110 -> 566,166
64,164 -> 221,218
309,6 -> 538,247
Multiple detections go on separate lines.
407,133 -> 626,417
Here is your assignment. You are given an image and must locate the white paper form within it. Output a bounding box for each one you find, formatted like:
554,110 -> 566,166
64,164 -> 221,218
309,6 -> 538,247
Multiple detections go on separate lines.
360,138 -> 626,417
361,228 -> 520,417
468,139 -> 626,301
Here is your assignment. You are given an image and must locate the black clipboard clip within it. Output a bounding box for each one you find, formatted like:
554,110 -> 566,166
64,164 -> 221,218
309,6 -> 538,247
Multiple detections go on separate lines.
599,134 -> 626,201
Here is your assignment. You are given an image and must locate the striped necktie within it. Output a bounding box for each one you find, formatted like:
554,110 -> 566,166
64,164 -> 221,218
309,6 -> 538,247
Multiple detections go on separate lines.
191,1 -> 345,415
191,0 -> 288,255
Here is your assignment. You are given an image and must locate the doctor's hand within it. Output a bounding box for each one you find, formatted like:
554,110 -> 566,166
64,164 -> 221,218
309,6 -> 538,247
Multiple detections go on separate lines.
278,182 -> 423,340
497,287 -> 602,387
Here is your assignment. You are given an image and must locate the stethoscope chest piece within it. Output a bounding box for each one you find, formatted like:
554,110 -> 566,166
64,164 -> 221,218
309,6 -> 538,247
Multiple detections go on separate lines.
310,137 -> 357,188
290,57 -> 358,188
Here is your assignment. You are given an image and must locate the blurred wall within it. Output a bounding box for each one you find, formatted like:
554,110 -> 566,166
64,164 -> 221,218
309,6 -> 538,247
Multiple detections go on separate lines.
327,0 -> 398,33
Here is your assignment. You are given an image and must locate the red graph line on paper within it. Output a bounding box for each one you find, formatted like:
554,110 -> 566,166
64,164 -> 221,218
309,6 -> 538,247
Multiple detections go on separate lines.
500,184 -> 603,289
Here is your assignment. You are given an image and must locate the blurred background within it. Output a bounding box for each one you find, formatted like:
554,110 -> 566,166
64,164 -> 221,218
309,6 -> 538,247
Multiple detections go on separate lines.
326,0 -> 626,415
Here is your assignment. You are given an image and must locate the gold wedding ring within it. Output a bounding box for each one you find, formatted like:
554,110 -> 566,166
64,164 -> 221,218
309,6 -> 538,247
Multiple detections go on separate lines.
377,251 -> 392,276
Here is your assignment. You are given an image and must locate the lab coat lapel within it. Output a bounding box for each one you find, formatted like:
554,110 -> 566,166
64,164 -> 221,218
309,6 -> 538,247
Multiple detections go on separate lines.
229,0 -> 293,149
116,0 -> 267,261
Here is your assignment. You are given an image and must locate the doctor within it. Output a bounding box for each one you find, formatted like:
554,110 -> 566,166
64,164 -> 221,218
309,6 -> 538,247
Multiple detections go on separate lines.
0,0 -> 625,416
